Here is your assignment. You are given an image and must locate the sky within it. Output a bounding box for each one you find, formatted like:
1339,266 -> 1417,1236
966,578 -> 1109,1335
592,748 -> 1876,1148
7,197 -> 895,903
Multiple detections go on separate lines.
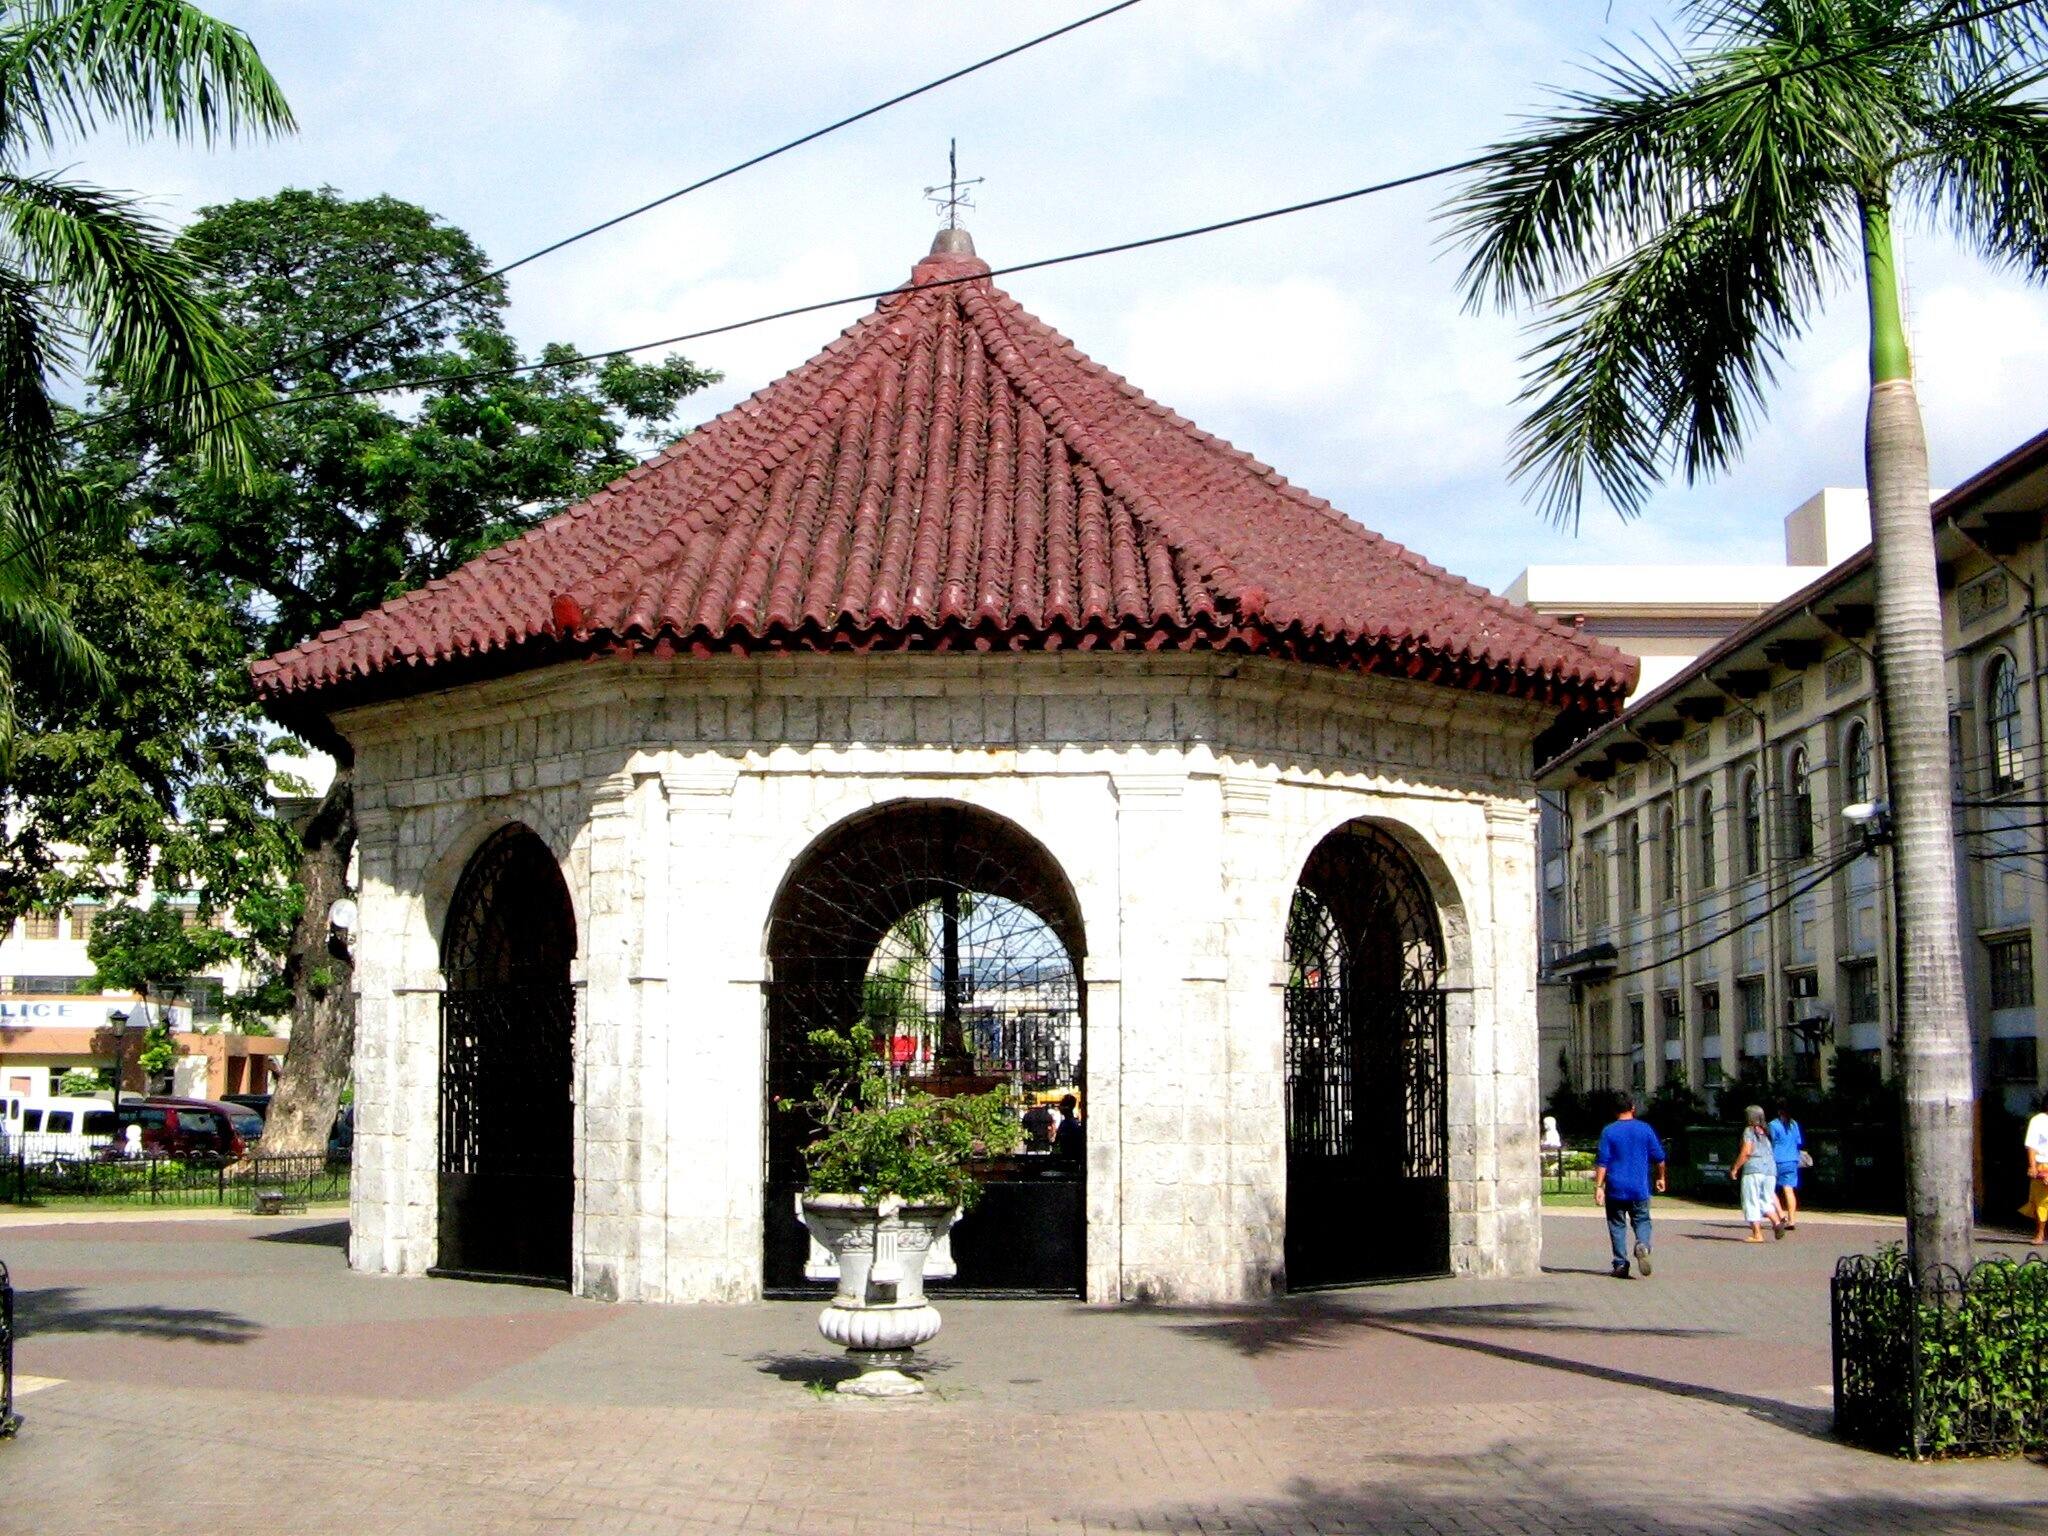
54,0 -> 2048,592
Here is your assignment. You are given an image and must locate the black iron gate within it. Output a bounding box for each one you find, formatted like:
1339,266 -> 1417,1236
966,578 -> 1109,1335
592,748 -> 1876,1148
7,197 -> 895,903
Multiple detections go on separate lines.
766,803 -> 1085,1296
436,826 -> 576,1285
1284,823 -> 1448,1287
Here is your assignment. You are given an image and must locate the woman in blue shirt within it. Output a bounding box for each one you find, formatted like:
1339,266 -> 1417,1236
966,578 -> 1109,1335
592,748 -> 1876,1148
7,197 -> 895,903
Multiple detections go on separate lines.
1768,1104 -> 1804,1230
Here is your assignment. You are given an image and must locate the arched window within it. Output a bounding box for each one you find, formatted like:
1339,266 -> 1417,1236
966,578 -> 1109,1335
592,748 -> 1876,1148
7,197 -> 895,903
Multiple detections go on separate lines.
1659,804 -> 1678,901
1626,816 -> 1644,912
1741,770 -> 1763,876
1786,746 -> 1815,862
1843,720 -> 1873,806
1987,653 -> 2024,793
1696,787 -> 1717,890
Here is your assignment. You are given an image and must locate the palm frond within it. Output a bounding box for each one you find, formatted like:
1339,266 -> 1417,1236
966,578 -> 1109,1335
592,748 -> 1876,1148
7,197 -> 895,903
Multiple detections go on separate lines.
0,265 -> 67,534
1443,37 -> 1707,311
0,0 -> 293,157
1507,188 -> 1845,527
1905,65 -> 2048,270
0,170 -> 270,478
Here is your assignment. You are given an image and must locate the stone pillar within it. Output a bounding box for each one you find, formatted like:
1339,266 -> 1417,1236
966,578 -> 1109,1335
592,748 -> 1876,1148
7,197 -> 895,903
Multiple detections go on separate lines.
1112,768 -> 1241,1304
348,802 -> 440,1277
658,759 -> 758,1303
576,770 -> 641,1301
1484,798 -> 1543,1276
1219,773 -> 1285,1299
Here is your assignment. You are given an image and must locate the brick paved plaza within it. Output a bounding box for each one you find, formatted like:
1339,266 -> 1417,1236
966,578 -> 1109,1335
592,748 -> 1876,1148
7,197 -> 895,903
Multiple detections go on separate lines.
1,1206 -> 2042,1534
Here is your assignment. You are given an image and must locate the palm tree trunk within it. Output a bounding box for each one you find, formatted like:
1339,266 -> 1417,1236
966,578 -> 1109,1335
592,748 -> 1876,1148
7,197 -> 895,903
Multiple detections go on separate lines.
1861,195 -> 1975,1277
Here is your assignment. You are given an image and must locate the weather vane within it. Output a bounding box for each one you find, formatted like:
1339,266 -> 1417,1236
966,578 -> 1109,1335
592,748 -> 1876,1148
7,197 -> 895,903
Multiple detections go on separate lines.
923,138 -> 982,230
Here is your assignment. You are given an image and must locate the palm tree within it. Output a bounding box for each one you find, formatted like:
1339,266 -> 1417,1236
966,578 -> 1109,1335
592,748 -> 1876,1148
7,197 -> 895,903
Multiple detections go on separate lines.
0,0 -> 292,767
1446,0 -> 2048,1277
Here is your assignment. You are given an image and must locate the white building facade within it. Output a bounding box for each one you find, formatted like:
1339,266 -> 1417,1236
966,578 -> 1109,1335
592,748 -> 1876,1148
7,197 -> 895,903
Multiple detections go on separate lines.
1540,430 -> 2048,1210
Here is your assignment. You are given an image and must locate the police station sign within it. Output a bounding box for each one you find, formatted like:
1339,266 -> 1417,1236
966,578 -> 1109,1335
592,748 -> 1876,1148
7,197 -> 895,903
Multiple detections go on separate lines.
0,997 -> 129,1028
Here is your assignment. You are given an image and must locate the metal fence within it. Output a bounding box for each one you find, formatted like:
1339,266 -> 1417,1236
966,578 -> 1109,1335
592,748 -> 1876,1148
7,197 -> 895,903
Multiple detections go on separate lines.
1832,1250 -> 2048,1458
1541,1145 -> 1597,1195
1,1258 -> 17,1438
0,1147 -> 348,1209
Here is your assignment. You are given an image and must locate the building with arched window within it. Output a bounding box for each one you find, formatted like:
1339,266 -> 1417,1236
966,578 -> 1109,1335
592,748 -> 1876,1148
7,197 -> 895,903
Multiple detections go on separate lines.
1540,426 -> 2048,1214
254,230 -> 1631,1305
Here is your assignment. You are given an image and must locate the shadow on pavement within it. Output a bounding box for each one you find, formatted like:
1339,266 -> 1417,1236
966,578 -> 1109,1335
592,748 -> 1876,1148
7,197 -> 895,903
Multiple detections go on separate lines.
15,1286 -> 261,1345
249,1220 -> 349,1248
1166,1294 -> 1719,1359
746,1350 -> 956,1388
1114,1472 -> 2048,1535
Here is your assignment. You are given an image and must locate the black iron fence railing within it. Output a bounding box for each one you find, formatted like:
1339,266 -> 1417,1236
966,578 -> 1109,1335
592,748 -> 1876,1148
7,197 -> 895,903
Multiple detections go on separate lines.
1,1257 -> 18,1438
1832,1250 -> 2048,1458
1541,1144 -> 1597,1194
0,1147 -> 348,1209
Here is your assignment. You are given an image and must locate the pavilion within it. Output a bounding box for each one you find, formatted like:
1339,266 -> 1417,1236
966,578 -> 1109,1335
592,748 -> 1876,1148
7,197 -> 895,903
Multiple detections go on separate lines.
253,228 -> 1632,1305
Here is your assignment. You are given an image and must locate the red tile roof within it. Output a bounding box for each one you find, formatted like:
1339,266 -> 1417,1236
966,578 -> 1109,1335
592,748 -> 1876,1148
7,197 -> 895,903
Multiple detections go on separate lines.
253,236 -> 1635,719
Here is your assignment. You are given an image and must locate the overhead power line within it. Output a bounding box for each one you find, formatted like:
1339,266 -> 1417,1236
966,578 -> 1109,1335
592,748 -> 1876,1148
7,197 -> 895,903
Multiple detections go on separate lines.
1604,849 -> 1866,982
114,0 -> 2038,437
79,0 -> 1147,430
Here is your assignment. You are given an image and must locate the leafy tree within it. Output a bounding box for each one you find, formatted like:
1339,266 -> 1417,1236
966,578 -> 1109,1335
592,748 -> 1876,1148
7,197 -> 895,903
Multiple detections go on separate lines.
1,518 -> 300,1010
81,187 -> 718,1153
1445,0 -> 2048,1276
0,0 -> 291,766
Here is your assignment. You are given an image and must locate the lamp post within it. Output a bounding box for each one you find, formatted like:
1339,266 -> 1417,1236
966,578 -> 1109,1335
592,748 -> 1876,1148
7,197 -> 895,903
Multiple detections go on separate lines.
106,1007 -> 129,1111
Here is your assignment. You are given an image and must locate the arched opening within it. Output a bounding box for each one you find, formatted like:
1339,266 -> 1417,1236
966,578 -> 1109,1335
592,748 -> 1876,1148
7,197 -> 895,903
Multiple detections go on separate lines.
435,825 -> 576,1284
764,801 -> 1086,1296
1284,821 -> 1447,1287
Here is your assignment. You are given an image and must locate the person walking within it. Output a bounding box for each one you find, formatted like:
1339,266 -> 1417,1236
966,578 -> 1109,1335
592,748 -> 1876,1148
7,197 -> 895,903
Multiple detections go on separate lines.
1729,1105 -> 1786,1242
1768,1104 -> 1805,1230
2021,1091 -> 2048,1247
1593,1098 -> 1666,1279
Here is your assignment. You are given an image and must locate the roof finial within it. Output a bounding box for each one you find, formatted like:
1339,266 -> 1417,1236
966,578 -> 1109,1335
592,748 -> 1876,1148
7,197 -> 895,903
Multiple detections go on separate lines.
924,137 -> 982,254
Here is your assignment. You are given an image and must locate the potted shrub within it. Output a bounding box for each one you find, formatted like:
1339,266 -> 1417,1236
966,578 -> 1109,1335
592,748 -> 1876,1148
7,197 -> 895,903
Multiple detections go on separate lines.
794,1025 -> 1021,1397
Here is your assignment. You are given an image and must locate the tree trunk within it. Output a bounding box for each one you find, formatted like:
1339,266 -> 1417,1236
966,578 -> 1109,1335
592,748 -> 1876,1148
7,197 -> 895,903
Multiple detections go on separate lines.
1862,196 -> 1975,1277
260,760 -> 357,1158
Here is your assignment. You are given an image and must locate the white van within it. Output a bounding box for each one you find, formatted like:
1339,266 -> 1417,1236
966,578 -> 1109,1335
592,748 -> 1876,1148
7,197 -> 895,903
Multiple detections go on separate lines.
10,1096 -> 116,1165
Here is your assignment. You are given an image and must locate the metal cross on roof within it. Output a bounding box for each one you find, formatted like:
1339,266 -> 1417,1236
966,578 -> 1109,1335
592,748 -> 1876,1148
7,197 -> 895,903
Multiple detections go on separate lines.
923,138 -> 983,229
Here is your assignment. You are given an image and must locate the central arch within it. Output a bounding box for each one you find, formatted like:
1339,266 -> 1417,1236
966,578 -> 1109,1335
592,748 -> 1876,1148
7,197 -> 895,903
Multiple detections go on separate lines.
435,824 -> 577,1285
1284,820 -> 1448,1287
764,800 -> 1087,1296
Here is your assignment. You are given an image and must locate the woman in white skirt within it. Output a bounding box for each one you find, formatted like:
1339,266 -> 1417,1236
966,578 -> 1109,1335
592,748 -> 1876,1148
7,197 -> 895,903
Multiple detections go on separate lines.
1729,1104 -> 1786,1242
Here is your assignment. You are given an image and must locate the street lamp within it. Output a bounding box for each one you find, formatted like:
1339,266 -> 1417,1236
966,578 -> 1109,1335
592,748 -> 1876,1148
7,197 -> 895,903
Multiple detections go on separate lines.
106,1006 -> 128,1111
106,999 -> 152,1111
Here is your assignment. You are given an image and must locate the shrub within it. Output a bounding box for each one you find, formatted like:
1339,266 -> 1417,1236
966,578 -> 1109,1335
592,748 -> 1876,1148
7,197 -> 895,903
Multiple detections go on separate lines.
791,1024 -> 1022,1209
1835,1245 -> 2048,1457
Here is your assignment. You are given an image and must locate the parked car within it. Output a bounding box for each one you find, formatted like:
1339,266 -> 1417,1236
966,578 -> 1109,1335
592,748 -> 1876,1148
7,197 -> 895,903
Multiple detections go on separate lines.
9,1097 -> 117,1165
222,1092 -> 272,1118
116,1097 -> 264,1163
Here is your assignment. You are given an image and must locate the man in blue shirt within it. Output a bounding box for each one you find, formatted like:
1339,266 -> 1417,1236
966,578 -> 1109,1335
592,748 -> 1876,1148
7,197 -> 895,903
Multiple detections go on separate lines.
1593,1099 -> 1667,1278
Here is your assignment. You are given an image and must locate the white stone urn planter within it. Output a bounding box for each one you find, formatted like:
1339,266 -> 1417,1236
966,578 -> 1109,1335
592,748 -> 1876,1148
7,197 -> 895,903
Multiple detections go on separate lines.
799,1193 -> 955,1397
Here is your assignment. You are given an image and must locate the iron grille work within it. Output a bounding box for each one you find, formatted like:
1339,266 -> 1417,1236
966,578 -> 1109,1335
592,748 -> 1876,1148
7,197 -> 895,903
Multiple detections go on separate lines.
766,802 -> 1085,1295
1284,821 -> 1448,1286
437,826 -> 576,1283
1,1257 -> 17,1437
1833,1251 -> 2048,1458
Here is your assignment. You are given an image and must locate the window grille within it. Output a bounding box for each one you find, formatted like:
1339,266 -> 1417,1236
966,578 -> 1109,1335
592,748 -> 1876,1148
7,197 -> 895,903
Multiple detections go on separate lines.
1742,772 -> 1764,875
1844,721 -> 1873,805
1987,655 -> 2024,793
1987,934 -> 2034,1010
1785,747 -> 1815,863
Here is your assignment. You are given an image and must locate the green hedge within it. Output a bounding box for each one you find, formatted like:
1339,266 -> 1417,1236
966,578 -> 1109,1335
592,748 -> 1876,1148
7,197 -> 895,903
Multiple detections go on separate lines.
1833,1246 -> 2048,1458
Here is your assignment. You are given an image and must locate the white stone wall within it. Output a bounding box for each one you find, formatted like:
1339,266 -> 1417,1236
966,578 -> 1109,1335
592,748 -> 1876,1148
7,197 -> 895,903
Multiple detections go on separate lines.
336,653 -> 1552,1303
